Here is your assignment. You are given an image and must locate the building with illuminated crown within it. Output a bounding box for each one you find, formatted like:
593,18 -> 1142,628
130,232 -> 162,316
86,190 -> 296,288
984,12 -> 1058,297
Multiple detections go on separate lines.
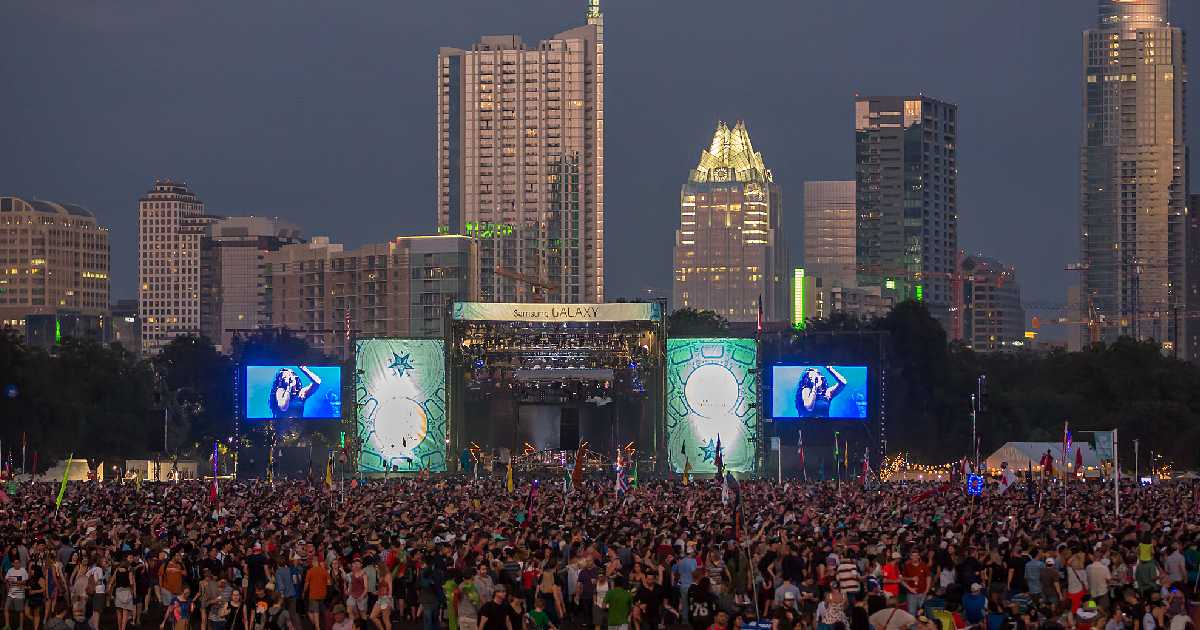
0,196 -> 110,344
1079,0 -> 1193,358
437,0 -> 604,304
673,121 -> 787,322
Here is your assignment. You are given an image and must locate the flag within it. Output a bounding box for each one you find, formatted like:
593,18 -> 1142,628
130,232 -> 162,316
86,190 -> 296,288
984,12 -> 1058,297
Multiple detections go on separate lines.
713,435 -> 724,478
630,460 -> 638,488
523,480 -> 539,527
1026,459 -> 1034,501
682,457 -> 692,486
1062,421 -> 1071,474
833,432 -> 840,477
506,460 -> 514,494
571,445 -> 584,489
615,453 -> 629,498
843,439 -> 849,469
860,447 -> 870,486
209,441 -> 220,504
998,462 -> 1017,494
1075,447 -> 1083,477
55,453 -> 72,511
724,472 -> 743,542
1039,450 -> 1055,476
324,452 -> 333,490
797,430 -> 805,467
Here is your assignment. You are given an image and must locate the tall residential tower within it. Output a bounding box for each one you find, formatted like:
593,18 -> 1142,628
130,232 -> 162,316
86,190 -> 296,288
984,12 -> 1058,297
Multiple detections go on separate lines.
855,95 -> 958,327
437,1 -> 604,303
137,180 -> 218,354
673,121 -> 787,321
1079,0 -> 1191,356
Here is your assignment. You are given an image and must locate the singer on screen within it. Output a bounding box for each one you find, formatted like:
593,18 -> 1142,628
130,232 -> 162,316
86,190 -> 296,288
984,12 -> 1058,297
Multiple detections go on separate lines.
268,366 -> 322,419
795,366 -> 847,418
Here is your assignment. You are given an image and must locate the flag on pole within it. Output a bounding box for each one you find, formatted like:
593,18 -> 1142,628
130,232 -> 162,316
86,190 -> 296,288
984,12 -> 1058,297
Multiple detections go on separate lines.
998,461 -> 1017,494
1062,421 -> 1071,475
797,429 -> 808,481
1075,447 -> 1083,477
833,432 -> 840,477
724,472 -> 743,542
55,453 -> 73,512
324,452 -> 333,490
506,459 -> 515,494
630,460 -> 638,488
571,445 -> 585,489
843,438 -> 849,469
713,435 -> 724,478
1039,449 -> 1055,476
682,457 -> 692,486
860,446 -> 870,486
615,450 -> 629,498
209,441 -> 220,504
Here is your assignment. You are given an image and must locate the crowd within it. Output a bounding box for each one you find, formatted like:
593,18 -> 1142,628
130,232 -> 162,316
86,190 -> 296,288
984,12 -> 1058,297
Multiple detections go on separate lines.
0,474 -> 1197,630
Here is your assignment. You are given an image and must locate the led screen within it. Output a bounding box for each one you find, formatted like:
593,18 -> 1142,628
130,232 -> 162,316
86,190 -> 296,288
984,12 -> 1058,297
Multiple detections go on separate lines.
666,338 -> 757,474
771,365 -> 869,419
244,365 -> 343,420
356,339 -> 447,473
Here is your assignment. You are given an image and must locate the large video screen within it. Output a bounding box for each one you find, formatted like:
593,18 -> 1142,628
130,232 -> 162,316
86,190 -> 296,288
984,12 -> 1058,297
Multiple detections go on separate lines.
356,339 -> 447,473
666,338 -> 758,474
244,365 -> 343,420
772,365 -> 869,419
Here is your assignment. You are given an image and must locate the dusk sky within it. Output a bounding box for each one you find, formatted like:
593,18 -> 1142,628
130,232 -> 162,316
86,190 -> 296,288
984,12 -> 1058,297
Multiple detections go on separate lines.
3,0 -> 1198,329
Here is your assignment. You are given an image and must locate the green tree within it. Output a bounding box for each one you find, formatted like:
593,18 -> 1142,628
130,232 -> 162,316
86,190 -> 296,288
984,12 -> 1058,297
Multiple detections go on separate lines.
667,308 -> 729,337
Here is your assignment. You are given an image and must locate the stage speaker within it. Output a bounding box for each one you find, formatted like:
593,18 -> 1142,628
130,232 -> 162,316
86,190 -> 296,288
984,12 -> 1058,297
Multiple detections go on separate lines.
560,407 -> 580,450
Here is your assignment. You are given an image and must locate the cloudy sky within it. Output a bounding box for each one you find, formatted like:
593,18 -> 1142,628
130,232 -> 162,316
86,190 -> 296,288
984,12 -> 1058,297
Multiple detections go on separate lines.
3,0 -> 1197,331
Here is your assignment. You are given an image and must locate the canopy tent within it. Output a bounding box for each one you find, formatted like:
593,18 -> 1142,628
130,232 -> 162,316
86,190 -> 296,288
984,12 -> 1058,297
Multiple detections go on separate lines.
985,441 -> 1103,477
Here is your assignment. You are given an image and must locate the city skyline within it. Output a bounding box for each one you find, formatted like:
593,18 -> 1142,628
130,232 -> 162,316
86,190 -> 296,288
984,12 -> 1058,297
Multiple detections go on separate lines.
4,1 -> 1200,334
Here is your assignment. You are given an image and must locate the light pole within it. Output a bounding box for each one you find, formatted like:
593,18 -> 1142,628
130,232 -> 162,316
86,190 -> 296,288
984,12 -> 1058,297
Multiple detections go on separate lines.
1133,439 -> 1139,481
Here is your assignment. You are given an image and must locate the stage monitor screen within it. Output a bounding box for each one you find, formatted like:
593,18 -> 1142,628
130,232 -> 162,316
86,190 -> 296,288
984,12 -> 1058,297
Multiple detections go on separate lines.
355,339 -> 447,473
772,365 -> 869,420
666,338 -> 758,474
244,365 -> 343,420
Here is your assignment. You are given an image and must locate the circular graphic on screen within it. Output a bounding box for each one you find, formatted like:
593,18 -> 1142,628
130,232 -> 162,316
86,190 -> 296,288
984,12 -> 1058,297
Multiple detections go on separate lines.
371,396 -> 428,460
685,363 -> 739,419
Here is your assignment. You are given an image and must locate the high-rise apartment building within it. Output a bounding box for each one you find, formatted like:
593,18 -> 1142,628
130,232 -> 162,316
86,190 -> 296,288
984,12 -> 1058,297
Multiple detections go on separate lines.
437,0 -> 604,303
199,216 -> 304,352
959,254 -> 1025,352
264,235 -> 479,357
855,95 -> 958,327
803,181 -> 856,287
673,121 -> 787,321
138,180 -> 218,354
1080,0 -> 1191,357
109,298 -> 140,354
0,197 -> 110,337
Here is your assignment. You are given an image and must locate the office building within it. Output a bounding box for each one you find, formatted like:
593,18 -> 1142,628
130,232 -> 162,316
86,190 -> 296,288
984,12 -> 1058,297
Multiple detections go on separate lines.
1079,0 -> 1192,357
437,0 -> 604,303
109,298 -> 140,354
264,235 -> 479,357
855,95 -> 958,327
138,180 -> 218,354
959,254 -> 1025,352
199,216 -> 304,352
803,181 -> 857,287
0,197 -> 110,338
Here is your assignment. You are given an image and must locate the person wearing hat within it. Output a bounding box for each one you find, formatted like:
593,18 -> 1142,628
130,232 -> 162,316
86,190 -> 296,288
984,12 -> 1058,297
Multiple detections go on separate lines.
1075,599 -> 1101,630
963,583 -> 988,625
331,603 -> 353,630
771,591 -> 799,630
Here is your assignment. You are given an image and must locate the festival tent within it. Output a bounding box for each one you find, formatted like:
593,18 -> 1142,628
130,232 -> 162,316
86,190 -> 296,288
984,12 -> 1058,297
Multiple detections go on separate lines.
985,442 -> 1103,477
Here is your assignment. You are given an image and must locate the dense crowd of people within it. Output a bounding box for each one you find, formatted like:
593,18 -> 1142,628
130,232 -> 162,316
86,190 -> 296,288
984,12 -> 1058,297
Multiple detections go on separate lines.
0,474 -> 1197,630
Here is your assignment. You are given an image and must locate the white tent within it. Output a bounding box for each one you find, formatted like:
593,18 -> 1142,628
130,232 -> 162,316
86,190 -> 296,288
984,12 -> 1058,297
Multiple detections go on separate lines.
985,441 -> 1103,477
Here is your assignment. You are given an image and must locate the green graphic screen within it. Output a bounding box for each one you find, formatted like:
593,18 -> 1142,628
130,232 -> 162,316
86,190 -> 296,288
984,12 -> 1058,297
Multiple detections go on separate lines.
356,339 -> 447,472
666,338 -> 758,474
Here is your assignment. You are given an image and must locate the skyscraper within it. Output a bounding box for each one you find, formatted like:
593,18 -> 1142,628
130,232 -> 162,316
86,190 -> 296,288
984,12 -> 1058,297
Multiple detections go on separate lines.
138,180 -> 218,354
673,121 -> 787,321
199,216 -> 304,352
958,254 -> 1025,353
803,181 -> 856,287
0,197 -> 110,342
437,0 -> 604,303
1080,0 -> 1191,357
855,95 -> 958,326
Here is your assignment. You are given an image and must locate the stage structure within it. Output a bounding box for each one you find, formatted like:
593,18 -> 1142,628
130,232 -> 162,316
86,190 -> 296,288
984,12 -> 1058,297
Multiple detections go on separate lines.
356,338 -> 448,473
665,338 -> 759,475
446,302 -> 667,472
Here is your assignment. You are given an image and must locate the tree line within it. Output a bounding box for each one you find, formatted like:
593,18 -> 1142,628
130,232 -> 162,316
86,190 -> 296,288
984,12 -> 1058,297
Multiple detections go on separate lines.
1,301 -> 1198,470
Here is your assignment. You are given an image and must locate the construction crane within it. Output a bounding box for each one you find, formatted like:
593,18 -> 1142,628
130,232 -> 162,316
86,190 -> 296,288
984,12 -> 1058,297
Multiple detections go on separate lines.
494,267 -> 558,303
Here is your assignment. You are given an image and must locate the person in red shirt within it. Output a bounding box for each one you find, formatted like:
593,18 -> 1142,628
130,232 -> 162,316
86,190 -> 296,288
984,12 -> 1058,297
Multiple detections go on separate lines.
901,550 -> 931,617
303,557 -> 331,630
881,552 -> 902,599
707,610 -> 730,630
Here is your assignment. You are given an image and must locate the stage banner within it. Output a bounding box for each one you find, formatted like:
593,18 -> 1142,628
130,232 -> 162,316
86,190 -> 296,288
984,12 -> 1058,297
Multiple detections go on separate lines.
356,339 -> 447,473
452,302 -> 662,323
666,338 -> 758,474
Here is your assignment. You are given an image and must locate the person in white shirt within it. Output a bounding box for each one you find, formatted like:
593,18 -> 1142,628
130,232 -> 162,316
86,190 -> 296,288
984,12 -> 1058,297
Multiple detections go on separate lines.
5,557 -> 29,630
1086,552 -> 1113,610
